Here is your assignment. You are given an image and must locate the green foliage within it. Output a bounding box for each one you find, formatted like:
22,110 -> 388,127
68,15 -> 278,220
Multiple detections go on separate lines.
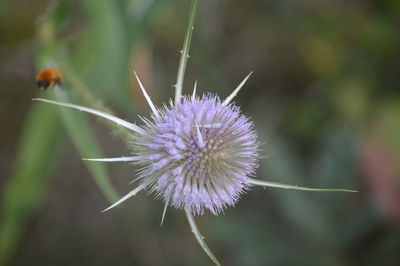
0,103 -> 63,265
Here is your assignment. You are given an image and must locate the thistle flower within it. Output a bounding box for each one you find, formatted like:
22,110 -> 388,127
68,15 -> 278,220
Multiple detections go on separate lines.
134,93 -> 259,216
36,72 -> 263,215
34,1 -> 355,265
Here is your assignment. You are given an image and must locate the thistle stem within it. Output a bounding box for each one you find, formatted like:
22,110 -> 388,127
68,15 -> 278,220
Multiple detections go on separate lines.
185,210 -> 221,266
174,0 -> 197,104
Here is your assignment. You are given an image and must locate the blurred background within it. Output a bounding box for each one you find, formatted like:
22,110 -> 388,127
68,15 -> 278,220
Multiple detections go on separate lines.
1,0 -> 400,265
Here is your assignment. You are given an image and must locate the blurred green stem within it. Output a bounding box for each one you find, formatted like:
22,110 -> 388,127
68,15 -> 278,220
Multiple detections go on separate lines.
53,87 -> 119,202
37,20 -> 131,142
0,103 -> 63,266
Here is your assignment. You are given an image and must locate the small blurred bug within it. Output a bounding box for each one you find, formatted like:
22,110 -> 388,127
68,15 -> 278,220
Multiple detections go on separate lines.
36,68 -> 62,91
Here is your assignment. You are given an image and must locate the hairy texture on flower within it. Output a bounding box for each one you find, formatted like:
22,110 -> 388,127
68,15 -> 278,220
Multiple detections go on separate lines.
132,94 -> 259,215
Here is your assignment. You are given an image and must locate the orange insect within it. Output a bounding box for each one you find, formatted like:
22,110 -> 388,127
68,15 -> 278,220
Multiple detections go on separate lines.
36,68 -> 62,91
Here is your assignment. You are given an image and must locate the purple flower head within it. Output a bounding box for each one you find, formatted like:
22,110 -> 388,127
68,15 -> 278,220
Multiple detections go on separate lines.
133,94 -> 259,215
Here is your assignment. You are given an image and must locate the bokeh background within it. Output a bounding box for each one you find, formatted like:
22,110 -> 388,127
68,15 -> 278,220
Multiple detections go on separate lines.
1,0 -> 400,265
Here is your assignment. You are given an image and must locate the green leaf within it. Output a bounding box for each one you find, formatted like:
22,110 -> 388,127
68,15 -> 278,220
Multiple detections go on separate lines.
0,102 -> 64,265
53,88 -> 119,202
73,0 -> 130,110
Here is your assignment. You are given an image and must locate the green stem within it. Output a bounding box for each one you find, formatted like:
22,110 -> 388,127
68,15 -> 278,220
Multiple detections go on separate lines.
185,210 -> 221,266
174,0 -> 197,104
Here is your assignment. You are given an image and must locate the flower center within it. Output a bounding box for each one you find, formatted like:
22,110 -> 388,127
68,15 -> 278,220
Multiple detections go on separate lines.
186,131 -> 222,179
